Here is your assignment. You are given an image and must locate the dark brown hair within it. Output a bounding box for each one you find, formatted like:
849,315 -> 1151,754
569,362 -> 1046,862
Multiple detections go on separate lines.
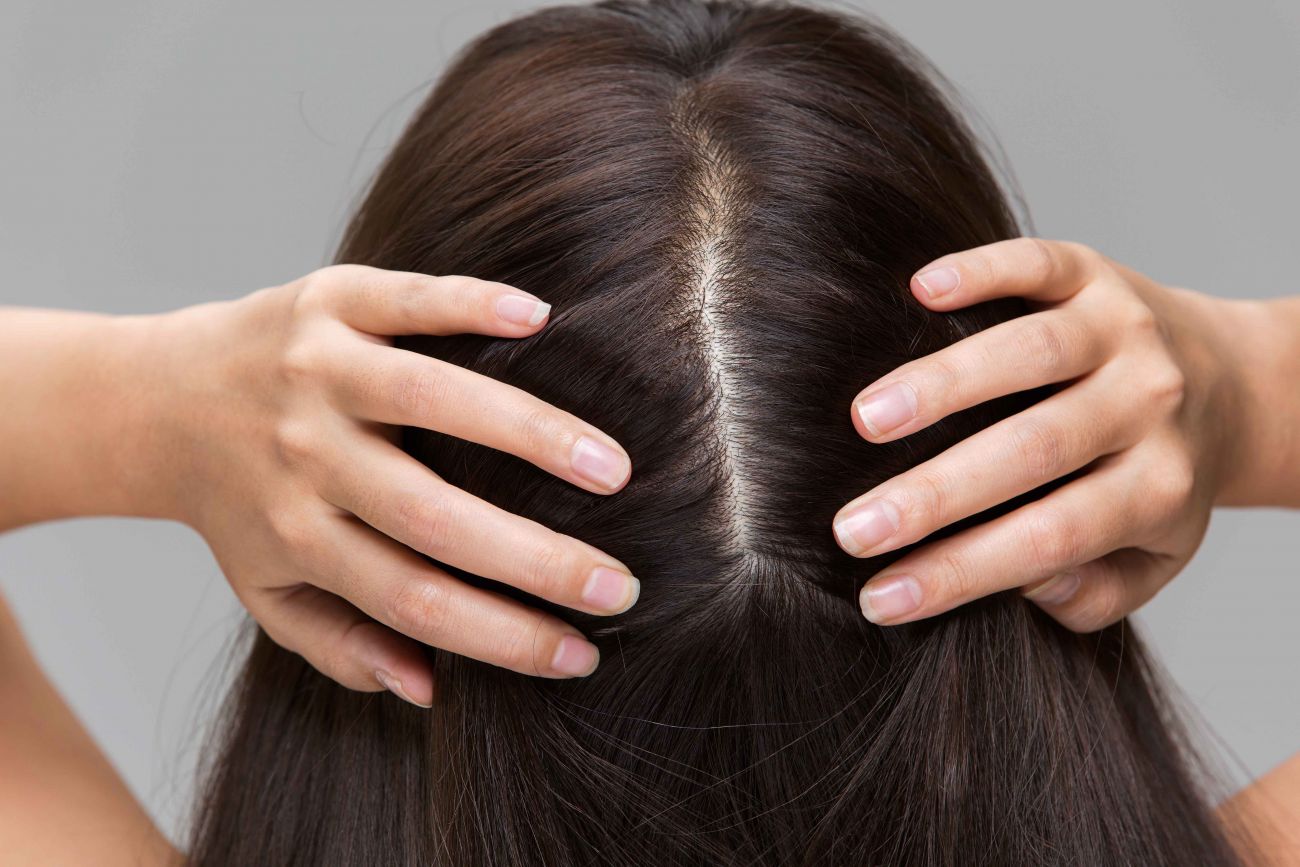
189,2 -> 1248,864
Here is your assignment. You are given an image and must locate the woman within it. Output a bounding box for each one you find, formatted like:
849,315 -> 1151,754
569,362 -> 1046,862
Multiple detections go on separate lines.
1,0 -> 1298,864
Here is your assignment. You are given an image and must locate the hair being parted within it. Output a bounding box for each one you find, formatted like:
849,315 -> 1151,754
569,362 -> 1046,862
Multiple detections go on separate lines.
189,2 -> 1249,864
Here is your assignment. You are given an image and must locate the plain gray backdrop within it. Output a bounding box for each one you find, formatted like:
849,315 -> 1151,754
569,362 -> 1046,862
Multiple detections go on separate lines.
2,0 -> 1298,846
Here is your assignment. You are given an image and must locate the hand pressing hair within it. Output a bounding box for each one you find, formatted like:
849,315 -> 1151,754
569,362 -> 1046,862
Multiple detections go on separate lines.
834,238 -> 1264,632
152,266 -> 638,704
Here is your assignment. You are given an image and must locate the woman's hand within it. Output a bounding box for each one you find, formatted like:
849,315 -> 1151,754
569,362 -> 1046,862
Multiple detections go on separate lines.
832,238 -> 1272,631
147,266 -> 638,704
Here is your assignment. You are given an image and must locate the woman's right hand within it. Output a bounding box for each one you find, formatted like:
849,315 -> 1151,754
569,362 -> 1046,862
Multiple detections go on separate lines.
149,266 -> 639,705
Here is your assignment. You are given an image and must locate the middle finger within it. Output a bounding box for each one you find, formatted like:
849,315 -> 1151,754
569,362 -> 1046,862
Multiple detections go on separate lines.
316,434 -> 640,617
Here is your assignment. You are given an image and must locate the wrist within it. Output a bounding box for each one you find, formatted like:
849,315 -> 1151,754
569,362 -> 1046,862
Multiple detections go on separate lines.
130,298 -> 246,528
1208,294 -> 1300,507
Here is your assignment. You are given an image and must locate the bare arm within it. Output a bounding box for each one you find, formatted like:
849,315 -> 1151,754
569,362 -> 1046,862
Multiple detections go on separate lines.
0,593 -> 180,865
1221,752 -> 1300,866
1,267 -> 643,705
1217,293 -> 1300,509
0,308 -> 177,530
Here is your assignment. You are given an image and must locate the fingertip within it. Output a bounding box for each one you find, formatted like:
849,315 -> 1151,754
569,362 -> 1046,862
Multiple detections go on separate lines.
910,265 -> 962,306
494,293 -> 552,331
1021,571 -> 1081,607
355,623 -> 436,706
373,668 -> 435,708
549,633 -> 600,678
570,435 -> 633,494
859,574 -> 924,625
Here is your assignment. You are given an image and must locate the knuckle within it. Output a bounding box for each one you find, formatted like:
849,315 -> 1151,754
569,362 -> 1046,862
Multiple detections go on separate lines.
1152,454 -> 1196,513
919,354 -> 965,409
1018,237 -> 1057,283
1147,361 -> 1187,413
439,274 -> 484,311
268,508 -> 314,552
932,547 -> 978,601
490,614 -> 551,675
1020,505 -> 1081,572
279,337 -> 323,384
1009,416 -> 1069,480
515,407 -> 566,459
908,469 -> 954,527
298,265 -> 354,306
519,539 -> 581,599
416,275 -> 483,330
386,578 -> 451,641
1015,318 -> 1072,375
1061,240 -> 1098,265
392,366 -> 447,420
272,419 -> 317,467
1123,300 -> 1160,336
289,280 -> 329,319
394,493 -> 453,555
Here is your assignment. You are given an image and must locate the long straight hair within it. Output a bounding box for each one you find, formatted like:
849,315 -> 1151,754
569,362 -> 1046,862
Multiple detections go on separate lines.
189,2 -> 1249,864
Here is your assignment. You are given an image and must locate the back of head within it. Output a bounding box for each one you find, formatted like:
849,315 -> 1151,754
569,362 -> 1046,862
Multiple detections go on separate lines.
190,2 -> 1246,864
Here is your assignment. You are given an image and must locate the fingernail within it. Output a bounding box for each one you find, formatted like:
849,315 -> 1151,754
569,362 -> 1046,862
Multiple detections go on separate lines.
582,566 -> 640,613
551,634 -> 600,677
855,383 -> 917,437
860,575 -> 923,624
833,499 -> 901,556
571,436 -> 630,491
496,294 -> 551,327
1023,571 -> 1081,606
915,266 -> 960,299
374,670 -> 431,708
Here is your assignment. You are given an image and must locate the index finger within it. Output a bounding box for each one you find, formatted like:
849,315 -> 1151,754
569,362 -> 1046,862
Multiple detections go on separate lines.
909,238 -> 1099,310
308,264 -> 551,338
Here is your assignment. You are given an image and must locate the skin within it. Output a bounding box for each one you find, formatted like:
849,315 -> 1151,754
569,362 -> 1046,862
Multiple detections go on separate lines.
0,266 -> 644,708
834,238 -> 1300,632
2,252 -> 1299,862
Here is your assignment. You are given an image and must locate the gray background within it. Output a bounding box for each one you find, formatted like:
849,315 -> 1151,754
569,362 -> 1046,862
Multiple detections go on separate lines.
2,0 -> 1297,846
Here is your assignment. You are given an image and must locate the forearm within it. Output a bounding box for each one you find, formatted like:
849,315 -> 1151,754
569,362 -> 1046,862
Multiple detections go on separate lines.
0,308 -> 174,530
1215,295 -> 1300,508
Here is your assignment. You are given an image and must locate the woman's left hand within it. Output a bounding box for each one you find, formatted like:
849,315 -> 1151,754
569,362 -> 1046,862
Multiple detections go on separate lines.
832,238 -> 1256,631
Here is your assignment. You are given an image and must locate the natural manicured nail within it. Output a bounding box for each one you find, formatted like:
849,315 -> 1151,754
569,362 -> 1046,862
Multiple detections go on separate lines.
496,294 -> 551,327
915,266 -> 960,299
1023,571 -> 1081,606
582,566 -> 640,613
855,383 -> 918,437
571,435 -> 630,491
374,670 -> 431,708
834,499 -> 901,556
551,634 -> 599,677
860,575 -> 923,624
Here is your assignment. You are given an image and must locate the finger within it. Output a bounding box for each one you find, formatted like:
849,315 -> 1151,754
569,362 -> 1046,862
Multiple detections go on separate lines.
1022,547 -> 1182,632
849,307 -> 1111,443
311,514 -> 602,679
908,238 -> 1099,310
316,436 -> 640,617
256,584 -> 435,706
310,264 -> 551,337
835,367 -> 1137,558
324,340 -> 631,494
856,453 -> 1148,625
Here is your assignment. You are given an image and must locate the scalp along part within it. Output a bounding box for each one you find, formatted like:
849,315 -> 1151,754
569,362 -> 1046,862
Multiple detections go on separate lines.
189,3 -> 1249,865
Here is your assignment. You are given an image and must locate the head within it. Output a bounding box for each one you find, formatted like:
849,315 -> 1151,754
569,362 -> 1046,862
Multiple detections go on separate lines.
190,2 -> 1246,864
